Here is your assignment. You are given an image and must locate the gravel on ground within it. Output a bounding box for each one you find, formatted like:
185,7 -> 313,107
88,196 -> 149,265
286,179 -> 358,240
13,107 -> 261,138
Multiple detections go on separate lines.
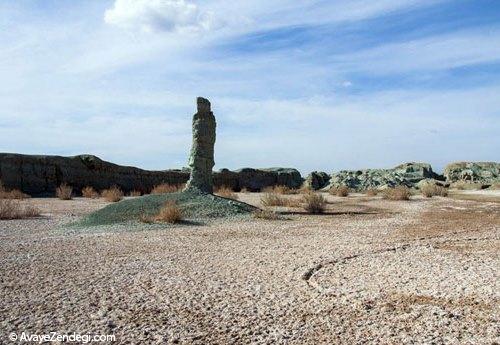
1,193 -> 498,344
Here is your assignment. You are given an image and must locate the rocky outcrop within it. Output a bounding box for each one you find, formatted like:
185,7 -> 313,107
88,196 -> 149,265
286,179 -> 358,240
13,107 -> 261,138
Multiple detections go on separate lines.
185,97 -> 216,194
0,153 -> 188,197
415,178 -> 450,190
323,162 -> 442,191
0,153 -> 303,196
214,168 -> 303,192
304,171 -> 330,190
444,162 -> 499,185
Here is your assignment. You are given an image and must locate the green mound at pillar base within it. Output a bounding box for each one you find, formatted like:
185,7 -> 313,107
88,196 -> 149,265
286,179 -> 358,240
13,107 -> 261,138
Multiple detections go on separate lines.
78,190 -> 256,227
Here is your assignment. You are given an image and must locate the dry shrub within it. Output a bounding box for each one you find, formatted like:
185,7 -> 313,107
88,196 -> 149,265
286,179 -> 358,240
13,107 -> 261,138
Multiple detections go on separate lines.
298,185 -> 313,194
240,188 -> 249,193
262,186 -> 276,193
139,213 -> 153,224
151,183 -> 183,194
262,185 -> 299,195
365,188 -> 378,196
302,193 -> 327,214
0,181 -> 29,199
421,184 -> 448,198
261,193 -> 288,207
285,197 -> 302,208
383,186 -> 411,201
0,189 -> 29,200
452,181 -> 483,190
435,186 -> 448,197
274,185 -> 292,195
129,190 -> 142,197
330,186 -> 349,197
253,209 -> 280,220
215,186 -> 239,200
0,199 -> 40,220
82,186 -> 99,199
154,201 -> 183,224
101,186 -> 124,202
0,199 -> 18,219
24,205 -> 41,218
56,183 -> 73,200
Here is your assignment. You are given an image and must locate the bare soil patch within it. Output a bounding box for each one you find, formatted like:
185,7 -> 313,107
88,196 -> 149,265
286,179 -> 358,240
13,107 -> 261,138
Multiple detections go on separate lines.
1,194 -> 498,344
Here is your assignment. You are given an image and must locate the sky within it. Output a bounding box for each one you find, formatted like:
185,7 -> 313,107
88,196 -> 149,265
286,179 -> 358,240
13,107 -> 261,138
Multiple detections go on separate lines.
0,0 -> 499,174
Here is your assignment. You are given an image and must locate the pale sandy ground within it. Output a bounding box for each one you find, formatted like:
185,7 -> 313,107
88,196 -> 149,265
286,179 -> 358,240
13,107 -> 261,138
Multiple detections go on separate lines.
453,189 -> 500,197
0,191 -> 499,344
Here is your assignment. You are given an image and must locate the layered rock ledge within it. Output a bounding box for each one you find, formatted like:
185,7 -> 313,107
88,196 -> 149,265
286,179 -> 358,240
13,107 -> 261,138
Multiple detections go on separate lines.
0,153 -> 302,196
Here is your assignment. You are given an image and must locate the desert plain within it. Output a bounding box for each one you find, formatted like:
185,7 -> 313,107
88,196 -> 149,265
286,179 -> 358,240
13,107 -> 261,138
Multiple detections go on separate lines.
1,190 -> 499,344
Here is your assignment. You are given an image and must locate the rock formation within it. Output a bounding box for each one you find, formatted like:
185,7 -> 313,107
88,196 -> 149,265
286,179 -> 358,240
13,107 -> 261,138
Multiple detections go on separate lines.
185,97 -> 217,194
215,168 -> 303,192
304,171 -> 331,190
444,162 -> 499,185
0,153 -> 302,196
322,162 -> 442,191
0,154 -> 189,197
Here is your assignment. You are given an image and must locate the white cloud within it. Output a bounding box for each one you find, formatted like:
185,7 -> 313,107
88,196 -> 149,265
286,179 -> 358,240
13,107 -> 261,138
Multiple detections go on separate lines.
1,0 -> 499,174
104,0 -> 217,34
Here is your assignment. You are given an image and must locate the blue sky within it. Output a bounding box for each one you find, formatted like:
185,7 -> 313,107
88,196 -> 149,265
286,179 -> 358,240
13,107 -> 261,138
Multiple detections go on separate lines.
0,0 -> 499,174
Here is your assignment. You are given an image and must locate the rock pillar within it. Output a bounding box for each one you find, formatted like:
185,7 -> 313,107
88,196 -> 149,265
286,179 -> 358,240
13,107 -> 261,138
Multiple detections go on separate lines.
185,97 -> 217,194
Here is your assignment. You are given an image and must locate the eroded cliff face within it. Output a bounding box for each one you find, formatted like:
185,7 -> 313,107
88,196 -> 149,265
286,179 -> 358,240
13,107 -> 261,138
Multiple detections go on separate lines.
0,154 -> 188,196
444,162 -> 500,184
0,153 -> 303,196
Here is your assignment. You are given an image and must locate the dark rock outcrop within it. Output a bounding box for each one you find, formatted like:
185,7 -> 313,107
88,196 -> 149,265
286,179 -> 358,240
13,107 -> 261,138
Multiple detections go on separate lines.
0,153 -> 303,196
214,168 -> 303,192
304,171 -> 330,190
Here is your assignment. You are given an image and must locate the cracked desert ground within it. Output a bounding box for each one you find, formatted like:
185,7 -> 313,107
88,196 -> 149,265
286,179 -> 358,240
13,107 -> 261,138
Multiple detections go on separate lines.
1,192 -> 499,344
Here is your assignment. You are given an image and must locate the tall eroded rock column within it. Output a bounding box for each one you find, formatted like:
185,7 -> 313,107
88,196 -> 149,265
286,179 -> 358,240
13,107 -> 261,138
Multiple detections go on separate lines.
185,97 -> 217,194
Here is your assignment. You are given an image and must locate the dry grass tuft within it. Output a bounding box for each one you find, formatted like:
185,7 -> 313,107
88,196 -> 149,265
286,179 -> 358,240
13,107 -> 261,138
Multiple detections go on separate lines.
302,193 -> 327,214
101,186 -> 124,202
365,188 -> 378,196
330,186 -> 349,197
56,183 -> 73,200
452,181 -> 484,190
129,190 -> 142,197
0,189 -> 29,199
298,185 -> 313,194
139,213 -> 153,224
151,183 -> 184,194
262,185 -> 299,195
0,181 -> 29,199
383,186 -> 411,201
215,186 -> 239,200
240,187 -> 250,193
82,186 -> 99,199
285,197 -> 303,208
154,201 -> 183,224
421,184 -> 448,198
253,209 -> 280,220
261,193 -> 288,207
0,199 -> 40,220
